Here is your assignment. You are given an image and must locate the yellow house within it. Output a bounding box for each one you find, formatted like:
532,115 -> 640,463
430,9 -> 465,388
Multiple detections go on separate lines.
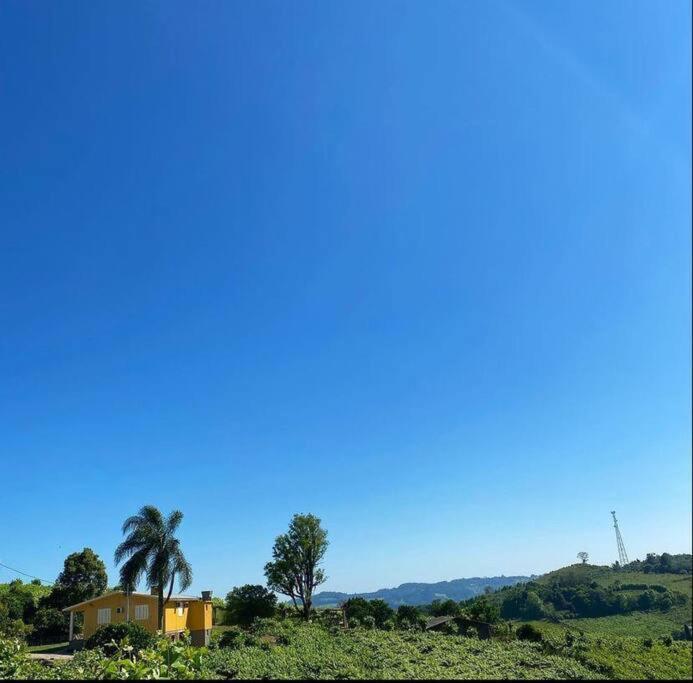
63,588 -> 213,647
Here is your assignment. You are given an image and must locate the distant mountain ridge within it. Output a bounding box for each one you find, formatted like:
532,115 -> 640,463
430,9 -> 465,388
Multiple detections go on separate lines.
312,575 -> 535,607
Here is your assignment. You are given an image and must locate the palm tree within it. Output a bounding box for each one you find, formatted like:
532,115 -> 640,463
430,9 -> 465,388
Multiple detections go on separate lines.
114,505 -> 193,631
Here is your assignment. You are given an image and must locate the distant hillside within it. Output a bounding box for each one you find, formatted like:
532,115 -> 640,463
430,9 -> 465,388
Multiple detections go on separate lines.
463,554 -> 693,639
312,575 -> 534,607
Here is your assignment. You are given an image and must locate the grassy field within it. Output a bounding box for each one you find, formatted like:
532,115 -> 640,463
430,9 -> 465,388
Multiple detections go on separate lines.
26,642 -> 70,655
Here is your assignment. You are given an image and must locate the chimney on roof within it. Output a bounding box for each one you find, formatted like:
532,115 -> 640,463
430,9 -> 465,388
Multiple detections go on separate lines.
201,590 -> 212,601
150,586 -> 159,596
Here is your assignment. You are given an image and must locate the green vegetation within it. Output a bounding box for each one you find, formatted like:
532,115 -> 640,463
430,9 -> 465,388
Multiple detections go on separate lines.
4,621 -> 691,680
84,622 -> 155,655
0,548 -> 110,645
2,508 -> 691,680
0,633 -> 208,679
43,548 -> 108,611
459,561 -> 691,630
224,584 -> 277,627
265,513 -> 329,620
25,643 -> 69,655
620,553 -> 692,575
114,505 -> 193,631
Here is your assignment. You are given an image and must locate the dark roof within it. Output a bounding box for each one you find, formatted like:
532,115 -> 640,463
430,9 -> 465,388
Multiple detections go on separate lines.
425,615 -> 456,629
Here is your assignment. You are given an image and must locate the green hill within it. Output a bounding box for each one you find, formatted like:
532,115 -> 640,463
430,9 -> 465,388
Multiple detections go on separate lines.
467,555 -> 692,640
529,563 -> 692,638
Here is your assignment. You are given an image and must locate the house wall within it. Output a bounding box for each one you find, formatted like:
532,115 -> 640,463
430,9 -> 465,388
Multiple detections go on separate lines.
75,594 -> 208,640
164,600 -> 191,634
80,593 -> 159,639
187,601 -> 212,631
187,601 -> 213,646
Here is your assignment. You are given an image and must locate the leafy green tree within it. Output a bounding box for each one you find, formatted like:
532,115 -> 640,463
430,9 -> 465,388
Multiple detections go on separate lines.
467,597 -> 500,623
45,548 -> 108,609
29,608 -> 67,644
0,581 -> 36,622
395,605 -> 421,628
114,505 -> 193,631
224,585 -> 277,627
369,599 -> 395,627
264,513 -> 328,620
342,597 -> 371,625
431,598 -> 459,617
0,601 -> 26,638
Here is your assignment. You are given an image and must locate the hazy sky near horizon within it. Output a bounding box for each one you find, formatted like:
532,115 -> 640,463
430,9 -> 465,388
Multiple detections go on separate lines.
1,0 -> 691,596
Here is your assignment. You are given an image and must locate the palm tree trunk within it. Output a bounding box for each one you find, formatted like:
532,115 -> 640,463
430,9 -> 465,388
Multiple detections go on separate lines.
158,586 -> 165,632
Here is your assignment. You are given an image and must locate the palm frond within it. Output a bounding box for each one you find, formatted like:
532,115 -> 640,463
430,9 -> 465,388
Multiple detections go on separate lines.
119,546 -> 150,591
140,505 -> 165,530
166,510 -> 184,534
173,549 -> 193,591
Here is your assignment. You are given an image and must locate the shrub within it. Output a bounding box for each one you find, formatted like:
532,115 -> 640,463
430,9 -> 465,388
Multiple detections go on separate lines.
66,635 -> 210,679
218,626 -> 247,649
516,623 -> 543,642
29,607 -> 67,644
84,621 -> 154,655
0,638 -> 46,679
0,602 -> 27,640
224,585 -> 277,627
395,605 -> 421,628
362,615 -> 376,630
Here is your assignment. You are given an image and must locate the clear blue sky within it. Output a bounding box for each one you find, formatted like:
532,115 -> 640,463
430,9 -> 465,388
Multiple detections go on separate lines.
1,0 -> 690,598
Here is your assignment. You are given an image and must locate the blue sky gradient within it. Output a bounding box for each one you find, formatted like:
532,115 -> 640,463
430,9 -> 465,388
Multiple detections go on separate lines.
1,0 -> 691,596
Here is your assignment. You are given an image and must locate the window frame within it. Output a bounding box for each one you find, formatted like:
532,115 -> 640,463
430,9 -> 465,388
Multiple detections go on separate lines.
134,604 -> 149,620
97,608 -> 111,625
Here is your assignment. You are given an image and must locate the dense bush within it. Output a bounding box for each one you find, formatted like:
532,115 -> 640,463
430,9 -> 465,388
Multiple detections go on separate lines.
395,605 -> 425,630
84,621 -> 154,655
0,602 -> 27,640
489,575 -> 683,621
465,596 -> 501,623
217,626 -> 248,649
343,597 -> 395,629
428,598 -> 460,617
28,607 -> 67,644
224,584 -> 277,627
621,553 -> 692,575
516,623 -> 543,642
0,580 -> 37,624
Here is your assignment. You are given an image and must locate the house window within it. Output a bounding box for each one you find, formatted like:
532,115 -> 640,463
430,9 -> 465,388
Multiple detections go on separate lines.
135,604 -> 149,620
176,602 -> 184,617
97,608 -> 111,625
116,607 -> 122,614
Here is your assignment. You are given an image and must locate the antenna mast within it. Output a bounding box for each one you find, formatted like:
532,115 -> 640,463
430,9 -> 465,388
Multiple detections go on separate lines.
611,511 -> 629,565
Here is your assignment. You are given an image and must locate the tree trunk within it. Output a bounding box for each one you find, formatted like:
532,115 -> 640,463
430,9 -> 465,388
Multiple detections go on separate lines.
158,586 -> 165,632
302,598 -> 312,621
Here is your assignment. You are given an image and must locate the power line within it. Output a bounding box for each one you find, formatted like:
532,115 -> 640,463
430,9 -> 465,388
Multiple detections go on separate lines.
0,561 -> 53,585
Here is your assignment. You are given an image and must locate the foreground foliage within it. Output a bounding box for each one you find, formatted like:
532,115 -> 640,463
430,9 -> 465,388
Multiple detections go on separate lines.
2,619 -> 691,680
